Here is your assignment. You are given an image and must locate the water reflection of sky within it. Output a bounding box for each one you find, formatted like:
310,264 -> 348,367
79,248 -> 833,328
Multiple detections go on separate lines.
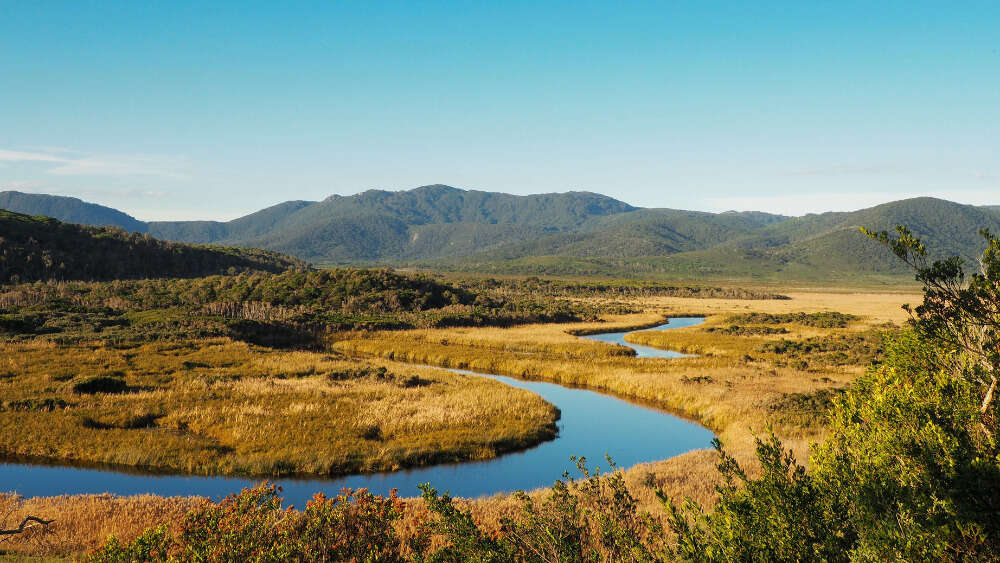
581,316 -> 703,358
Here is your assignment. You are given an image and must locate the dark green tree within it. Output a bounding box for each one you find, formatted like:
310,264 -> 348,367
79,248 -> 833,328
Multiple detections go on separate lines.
862,226 -> 1000,418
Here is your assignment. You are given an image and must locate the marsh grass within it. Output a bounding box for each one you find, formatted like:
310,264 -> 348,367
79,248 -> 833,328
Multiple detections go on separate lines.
335,291 -> 913,516
0,338 -> 558,477
0,492 -> 200,558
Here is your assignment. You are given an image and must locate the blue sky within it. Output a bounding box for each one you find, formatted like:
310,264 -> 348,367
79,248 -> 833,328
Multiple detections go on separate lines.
1,1 -> 998,220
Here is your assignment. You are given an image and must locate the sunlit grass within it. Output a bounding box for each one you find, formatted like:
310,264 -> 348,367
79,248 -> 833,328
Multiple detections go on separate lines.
0,338 -> 558,477
335,290 -> 914,512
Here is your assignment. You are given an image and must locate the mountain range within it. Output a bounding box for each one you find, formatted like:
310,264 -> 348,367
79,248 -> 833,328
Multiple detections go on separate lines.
3,186 -> 999,282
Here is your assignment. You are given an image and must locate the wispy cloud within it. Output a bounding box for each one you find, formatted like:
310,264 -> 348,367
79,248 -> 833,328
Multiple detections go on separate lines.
0,147 -> 187,178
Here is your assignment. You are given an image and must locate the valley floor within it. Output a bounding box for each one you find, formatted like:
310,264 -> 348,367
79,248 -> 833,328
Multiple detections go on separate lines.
0,287 -> 915,558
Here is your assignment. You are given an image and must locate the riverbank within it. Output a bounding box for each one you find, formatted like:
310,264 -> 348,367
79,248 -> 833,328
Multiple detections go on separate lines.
335,289 -> 914,509
0,339 -> 559,478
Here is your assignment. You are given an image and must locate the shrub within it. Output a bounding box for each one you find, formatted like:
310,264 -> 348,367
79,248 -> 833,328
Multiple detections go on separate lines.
667,332 -> 1000,561
2,397 -> 68,412
72,375 -> 128,394
418,457 -> 668,561
87,484 -> 406,562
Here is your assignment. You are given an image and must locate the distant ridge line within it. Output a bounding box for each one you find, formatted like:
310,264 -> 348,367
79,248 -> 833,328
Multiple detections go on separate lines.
2,187 -> 999,281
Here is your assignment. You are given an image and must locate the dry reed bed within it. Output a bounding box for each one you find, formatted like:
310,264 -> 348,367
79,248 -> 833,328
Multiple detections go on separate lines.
0,493 -> 200,559
0,339 -> 558,477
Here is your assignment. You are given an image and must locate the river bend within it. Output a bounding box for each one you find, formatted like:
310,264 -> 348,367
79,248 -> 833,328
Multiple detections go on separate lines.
0,317 -> 712,505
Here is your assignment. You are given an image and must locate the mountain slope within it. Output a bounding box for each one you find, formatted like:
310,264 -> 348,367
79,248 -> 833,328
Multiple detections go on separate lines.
0,209 -> 305,283
154,185 -> 646,262
459,208 -> 781,261
444,198 -> 1000,281
0,190 -> 147,232
5,188 -> 997,281
147,199 -> 314,243
721,197 -> 1000,261
4,185 -> 651,263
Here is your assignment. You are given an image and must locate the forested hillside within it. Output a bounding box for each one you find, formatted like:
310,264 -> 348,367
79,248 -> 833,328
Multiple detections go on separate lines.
461,208 -> 787,261
149,185 -> 643,261
5,187 -> 999,281
441,197 -> 1000,281
0,191 -> 147,232
0,209 -> 305,283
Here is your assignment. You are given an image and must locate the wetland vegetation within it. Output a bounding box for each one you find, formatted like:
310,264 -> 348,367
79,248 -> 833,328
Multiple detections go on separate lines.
2,223 -> 999,561
0,338 -> 559,476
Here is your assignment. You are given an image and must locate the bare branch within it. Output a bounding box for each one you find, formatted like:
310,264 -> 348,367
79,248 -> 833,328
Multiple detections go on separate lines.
0,516 -> 54,536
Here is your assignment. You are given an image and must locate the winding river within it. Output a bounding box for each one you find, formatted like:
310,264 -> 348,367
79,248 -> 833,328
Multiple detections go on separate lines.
0,317 -> 713,506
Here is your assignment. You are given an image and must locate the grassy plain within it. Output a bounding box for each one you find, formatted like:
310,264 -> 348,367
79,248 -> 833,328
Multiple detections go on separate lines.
0,338 -> 558,477
1,287 -> 918,558
334,289 -> 914,511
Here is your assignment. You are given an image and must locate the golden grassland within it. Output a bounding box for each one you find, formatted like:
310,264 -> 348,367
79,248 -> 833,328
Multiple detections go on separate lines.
1,289 -> 918,558
333,290 -> 914,510
0,493 -> 201,559
0,338 -> 558,477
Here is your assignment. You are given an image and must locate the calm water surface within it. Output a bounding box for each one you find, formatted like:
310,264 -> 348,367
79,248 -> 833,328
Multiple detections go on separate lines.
0,318 -> 712,505
580,316 -> 703,358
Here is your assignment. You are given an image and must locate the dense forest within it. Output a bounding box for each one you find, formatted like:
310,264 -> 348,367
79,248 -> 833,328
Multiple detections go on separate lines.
452,276 -> 788,300
0,209 -> 306,283
0,211 -> 625,345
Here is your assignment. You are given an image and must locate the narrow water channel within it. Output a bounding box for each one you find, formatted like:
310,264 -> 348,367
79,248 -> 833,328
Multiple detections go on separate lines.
0,318 -> 713,505
580,316 -> 703,358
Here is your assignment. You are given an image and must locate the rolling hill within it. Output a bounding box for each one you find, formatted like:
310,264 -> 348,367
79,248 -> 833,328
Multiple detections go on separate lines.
3,185 -> 651,262
0,191 -> 147,232
148,185 -> 643,261
0,209 -> 305,283
3,186 -> 998,281
443,197 -> 1000,281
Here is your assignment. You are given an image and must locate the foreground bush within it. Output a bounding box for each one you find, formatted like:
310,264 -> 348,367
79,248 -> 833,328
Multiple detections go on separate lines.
417,458 -> 669,562
665,332 -> 1000,561
88,484 -> 405,562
